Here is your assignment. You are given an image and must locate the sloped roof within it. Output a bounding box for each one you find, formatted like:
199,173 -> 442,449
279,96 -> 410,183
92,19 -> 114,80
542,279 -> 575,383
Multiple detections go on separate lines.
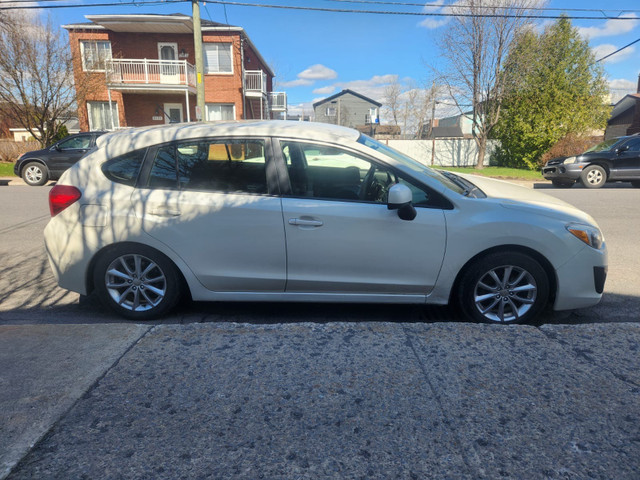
313,89 -> 382,109
608,93 -> 640,123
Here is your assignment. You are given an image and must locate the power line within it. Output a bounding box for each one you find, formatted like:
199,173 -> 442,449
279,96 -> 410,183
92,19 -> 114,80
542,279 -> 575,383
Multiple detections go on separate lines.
594,37 -> 640,63
325,0 -> 640,17
1,0 -> 639,20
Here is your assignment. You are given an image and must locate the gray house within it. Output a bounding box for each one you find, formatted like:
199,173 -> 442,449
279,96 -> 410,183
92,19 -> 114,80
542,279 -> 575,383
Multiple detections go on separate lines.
313,90 -> 381,128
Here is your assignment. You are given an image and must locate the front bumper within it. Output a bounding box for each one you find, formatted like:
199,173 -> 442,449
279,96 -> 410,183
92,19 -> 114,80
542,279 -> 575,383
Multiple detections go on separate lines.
542,163 -> 585,181
553,243 -> 608,311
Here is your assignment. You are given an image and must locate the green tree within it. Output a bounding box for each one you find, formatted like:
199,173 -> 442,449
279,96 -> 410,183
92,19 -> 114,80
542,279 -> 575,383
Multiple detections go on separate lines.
494,17 -> 610,169
50,124 -> 69,143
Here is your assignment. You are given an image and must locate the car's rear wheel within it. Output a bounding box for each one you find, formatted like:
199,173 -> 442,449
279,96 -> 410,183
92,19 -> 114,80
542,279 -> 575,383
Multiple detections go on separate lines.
93,245 -> 182,320
551,179 -> 575,188
580,165 -> 606,189
22,162 -> 49,186
458,252 -> 549,324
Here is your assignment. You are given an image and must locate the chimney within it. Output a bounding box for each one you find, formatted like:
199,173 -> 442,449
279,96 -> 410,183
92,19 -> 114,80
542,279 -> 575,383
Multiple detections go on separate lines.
637,73 -> 640,94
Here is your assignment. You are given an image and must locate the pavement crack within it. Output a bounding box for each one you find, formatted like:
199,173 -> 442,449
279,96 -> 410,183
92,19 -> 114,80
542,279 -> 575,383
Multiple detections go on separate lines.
401,325 -> 479,479
4,325 -> 155,480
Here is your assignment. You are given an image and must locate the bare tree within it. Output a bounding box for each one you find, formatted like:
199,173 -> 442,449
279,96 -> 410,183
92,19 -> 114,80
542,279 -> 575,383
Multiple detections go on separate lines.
0,14 -> 96,146
438,0 -> 544,168
383,80 -> 402,128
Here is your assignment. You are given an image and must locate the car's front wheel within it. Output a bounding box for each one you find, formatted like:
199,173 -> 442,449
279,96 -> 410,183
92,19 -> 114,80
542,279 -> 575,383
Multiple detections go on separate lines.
580,165 -> 607,189
93,245 -> 182,320
21,162 -> 49,186
458,252 -> 550,324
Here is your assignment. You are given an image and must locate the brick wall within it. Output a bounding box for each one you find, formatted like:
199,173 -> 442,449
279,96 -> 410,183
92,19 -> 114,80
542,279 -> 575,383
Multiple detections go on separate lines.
68,25 -> 274,128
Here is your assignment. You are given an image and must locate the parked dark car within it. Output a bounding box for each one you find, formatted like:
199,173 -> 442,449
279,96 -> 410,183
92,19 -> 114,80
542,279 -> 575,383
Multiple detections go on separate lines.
14,132 -> 105,186
542,135 -> 640,188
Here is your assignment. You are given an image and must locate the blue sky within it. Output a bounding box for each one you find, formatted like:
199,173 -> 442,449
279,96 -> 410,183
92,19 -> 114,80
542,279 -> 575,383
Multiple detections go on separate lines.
36,0 -> 640,116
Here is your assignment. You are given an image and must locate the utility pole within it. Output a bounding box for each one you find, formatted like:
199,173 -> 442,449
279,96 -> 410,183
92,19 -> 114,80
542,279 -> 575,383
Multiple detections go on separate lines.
192,0 -> 205,121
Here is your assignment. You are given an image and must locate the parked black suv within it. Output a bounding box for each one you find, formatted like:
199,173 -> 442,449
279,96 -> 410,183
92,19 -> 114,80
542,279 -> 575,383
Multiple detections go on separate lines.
542,135 -> 640,188
14,132 -> 105,186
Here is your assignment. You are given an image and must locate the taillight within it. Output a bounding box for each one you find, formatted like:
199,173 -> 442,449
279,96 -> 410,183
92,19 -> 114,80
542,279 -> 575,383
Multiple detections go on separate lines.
49,185 -> 82,217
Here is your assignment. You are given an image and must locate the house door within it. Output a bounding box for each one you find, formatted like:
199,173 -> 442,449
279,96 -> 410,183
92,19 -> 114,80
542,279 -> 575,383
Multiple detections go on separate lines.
164,103 -> 183,124
158,43 -> 179,84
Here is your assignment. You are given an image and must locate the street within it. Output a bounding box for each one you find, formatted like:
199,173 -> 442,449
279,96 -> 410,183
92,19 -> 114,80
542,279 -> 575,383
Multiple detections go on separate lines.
1,181 -> 639,479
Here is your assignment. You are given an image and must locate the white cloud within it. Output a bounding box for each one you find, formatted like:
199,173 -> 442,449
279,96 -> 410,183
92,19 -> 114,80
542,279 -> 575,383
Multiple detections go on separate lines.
579,14 -> 639,39
312,86 -> 336,95
419,0 -> 453,29
592,44 -> 636,64
280,64 -> 337,88
298,64 -> 338,81
280,78 -> 314,88
609,78 -> 638,103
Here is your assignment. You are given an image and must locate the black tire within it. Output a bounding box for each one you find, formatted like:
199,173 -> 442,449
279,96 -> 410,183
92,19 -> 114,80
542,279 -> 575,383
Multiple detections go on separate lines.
551,179 -> 575,188
457,252 -> 550,325
21,161 -> 49,186
580,165 -> 606,189
93,244 -> 182,320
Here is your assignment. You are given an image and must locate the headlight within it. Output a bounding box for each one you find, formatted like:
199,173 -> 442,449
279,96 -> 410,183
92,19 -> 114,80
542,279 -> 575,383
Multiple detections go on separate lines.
566,223 -> 604,249
563,156 -> 577,164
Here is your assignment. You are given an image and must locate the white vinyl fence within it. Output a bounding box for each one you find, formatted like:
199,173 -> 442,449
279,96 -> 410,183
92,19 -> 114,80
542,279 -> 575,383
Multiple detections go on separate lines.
384,139 -> 499,167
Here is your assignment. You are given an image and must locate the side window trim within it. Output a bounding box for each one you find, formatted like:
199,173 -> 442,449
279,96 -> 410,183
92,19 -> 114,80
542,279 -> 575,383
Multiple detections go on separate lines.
273,138 -> 452,209
137,136 -> 279,195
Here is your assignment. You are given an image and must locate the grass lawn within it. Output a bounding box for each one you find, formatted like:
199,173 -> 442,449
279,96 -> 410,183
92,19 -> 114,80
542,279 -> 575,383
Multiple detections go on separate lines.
433,166 -> 544,181
0,162 -> 15,177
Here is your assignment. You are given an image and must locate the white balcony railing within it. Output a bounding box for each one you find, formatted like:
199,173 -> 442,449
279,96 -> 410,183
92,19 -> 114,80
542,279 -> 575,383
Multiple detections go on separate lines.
244,70 -> 267,96
269,92 -> 287,111
106,59 -> 196,89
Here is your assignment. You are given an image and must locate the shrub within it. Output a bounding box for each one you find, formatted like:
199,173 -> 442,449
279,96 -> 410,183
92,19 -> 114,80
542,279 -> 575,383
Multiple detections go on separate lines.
539,134 -> 602,167
0,139 -> 40,163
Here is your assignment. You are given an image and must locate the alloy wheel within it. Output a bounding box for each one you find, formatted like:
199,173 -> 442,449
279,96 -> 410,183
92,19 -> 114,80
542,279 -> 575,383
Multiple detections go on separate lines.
25,166 -> 43,184
473,265 -> 537,323
104,254 -> 167,312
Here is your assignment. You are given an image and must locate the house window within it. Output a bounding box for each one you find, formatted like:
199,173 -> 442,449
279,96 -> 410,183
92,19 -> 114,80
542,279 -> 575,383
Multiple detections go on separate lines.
326,107 -> 336,117
87,101 -> 119,130
204,43 -> 233,74
206,104 -> 235,121
80,41 -> 112,71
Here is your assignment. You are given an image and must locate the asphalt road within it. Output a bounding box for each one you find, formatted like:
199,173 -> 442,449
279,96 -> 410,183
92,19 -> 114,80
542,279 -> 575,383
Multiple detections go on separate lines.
1,180 -> 639,479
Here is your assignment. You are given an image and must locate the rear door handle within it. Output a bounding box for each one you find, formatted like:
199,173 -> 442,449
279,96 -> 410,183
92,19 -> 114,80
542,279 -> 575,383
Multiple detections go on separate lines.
288,218 -> 323,227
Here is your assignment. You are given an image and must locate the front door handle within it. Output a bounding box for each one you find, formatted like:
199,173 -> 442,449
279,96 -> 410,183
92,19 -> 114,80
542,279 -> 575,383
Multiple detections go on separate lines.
150,208 -> 181,217
288,218 -> 323,227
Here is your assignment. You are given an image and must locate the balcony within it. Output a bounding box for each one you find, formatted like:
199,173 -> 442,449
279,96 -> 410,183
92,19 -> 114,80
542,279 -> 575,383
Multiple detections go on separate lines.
269,92 -> 287,112
244,70 -> 267,97
105,59 -> 196,94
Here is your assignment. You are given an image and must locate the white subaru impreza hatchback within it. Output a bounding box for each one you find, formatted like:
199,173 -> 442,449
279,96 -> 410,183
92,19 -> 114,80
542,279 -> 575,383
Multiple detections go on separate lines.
44,121 -> 607,323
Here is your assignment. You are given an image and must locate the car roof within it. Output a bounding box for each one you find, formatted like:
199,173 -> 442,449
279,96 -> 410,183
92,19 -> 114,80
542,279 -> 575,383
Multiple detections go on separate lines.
95,121 -> 362,158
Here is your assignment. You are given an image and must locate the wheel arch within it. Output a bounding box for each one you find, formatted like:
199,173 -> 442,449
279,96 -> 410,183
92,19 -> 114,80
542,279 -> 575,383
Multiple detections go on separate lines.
18,158 -> 49,176
448,244 -> 557,306
86,241 -> 191,300
584,161 -> 610,177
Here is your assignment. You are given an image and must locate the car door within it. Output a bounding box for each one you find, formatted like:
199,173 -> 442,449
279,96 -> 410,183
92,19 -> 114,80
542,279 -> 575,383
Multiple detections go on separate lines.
47,134 -> 93,176
611,138 -> 640,178
131,137 -> 287,292
277,140 -> 447,297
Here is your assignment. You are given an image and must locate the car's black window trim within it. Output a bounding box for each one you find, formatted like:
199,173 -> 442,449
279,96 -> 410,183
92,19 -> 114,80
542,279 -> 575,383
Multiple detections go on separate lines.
136,136 -> 281,196
272,137 -> 454,210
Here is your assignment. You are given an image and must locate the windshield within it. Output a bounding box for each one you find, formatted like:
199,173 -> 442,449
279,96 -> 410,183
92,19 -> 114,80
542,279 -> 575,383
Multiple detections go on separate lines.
585,137 -> 626,153
357,134 -> 467,194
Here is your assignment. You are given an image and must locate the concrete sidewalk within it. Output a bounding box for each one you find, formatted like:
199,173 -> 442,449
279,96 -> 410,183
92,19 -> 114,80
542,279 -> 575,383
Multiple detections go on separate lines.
2,321 -> 640,479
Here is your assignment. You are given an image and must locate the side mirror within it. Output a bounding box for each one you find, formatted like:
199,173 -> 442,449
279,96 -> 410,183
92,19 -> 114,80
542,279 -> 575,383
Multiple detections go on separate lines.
387,183 -> 417,221
54,144 -> 62,152
616,145 -> 629,154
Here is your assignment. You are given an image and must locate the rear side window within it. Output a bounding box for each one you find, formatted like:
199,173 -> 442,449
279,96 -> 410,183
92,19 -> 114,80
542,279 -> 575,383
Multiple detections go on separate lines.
102,149 -> 146,186
147,139 -> 268,194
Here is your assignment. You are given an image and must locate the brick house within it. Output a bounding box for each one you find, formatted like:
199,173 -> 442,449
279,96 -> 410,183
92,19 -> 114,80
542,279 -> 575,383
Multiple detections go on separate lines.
64,14 -> 287,131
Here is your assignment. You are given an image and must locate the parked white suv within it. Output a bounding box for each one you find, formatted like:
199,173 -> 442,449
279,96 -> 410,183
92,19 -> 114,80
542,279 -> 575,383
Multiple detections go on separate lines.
44,121 -> 607,323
